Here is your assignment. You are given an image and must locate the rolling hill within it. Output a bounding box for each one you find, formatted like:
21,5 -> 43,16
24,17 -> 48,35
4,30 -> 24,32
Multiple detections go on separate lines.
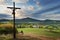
15,17 -> 40,23
0,17 -> 40,23
0,17 -> 60,24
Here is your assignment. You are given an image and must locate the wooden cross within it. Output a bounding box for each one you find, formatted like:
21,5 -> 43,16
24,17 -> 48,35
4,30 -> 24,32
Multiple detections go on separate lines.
7,2 -> 21,39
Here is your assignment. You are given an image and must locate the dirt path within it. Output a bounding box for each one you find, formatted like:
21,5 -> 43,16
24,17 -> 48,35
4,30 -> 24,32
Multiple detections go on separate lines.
17,33 -> 60,40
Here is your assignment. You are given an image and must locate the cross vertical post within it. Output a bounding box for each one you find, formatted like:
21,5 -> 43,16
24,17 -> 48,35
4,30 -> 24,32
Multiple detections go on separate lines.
7,2 -> 21,40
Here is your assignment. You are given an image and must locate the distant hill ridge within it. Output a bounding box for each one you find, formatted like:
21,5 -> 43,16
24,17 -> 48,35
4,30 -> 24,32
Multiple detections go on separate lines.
0,17 -> 60,23
0,17 -> 40,22
0,19 -> 10,22
15,17 -> 40,22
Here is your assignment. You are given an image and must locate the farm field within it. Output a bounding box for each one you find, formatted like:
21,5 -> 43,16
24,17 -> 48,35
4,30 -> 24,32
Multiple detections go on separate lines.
17,28 -> 60,40
17,28 -> 60,37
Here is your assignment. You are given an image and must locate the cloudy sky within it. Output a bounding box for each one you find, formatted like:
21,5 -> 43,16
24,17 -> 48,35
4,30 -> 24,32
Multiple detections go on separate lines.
0,0 -> 60,20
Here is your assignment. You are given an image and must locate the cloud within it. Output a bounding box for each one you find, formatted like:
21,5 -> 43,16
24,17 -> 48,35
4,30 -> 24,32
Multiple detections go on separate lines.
0,0 -> 4,2
39,13 -> 60,20
1,9 -> 28,19
33,0 -> 36,1
12,0 -> 29,3
0,5 -> 34,19
0,5 -> 13,14
4,8 -> 27,19
33,0 -> 41,7
0,0 -> 5,5
15,9 -> 28,19
33,5 -> 60,15
39,0 -> 60,6
31,9 -> 60,20
1,0 -> 59,20
12,0 -> 20,3
0,14 -> 11,19
36,1 -> 40,7
27,6 -> 35,11
0,5 -> 7,13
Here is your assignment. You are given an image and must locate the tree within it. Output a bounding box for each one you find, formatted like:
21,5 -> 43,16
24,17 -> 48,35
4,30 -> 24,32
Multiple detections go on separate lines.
45,25 -> 58,32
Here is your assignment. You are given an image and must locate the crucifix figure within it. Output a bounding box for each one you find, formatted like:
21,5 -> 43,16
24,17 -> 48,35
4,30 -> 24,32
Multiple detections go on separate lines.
7,2 -> 21,39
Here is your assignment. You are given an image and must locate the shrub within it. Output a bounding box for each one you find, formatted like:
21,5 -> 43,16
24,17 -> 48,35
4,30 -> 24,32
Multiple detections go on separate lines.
0,24 -> 18,35
0,27 -> 18,35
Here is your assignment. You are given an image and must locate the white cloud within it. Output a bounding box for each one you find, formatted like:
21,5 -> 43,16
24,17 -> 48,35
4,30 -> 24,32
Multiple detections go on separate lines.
12,0 -> 29,3
0,0 -> 5,5
0,5 -> 7,13
27,6 -> 35,11
15,9 -> 28,19
5,8 -> 28,19
36,1 -> 40,6
0,0 -> 4,2
40,13 -> 60,20
0,0 -> 41,19
12,0 -> 20,3
33,0 -> 41,7
0,5 -> 34,19
0,5 -> 13,14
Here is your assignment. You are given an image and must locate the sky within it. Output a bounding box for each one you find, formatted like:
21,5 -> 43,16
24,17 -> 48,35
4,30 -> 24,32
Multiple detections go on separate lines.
0,0 -> 60,20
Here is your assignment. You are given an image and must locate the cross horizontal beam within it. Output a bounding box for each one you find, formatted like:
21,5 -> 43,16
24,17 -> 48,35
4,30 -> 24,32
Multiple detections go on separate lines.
7,7 -> 21,9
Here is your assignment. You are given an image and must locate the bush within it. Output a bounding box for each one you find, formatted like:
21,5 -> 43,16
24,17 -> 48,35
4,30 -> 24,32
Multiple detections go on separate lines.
0,24 -> 18,35
0,27 -> 18,35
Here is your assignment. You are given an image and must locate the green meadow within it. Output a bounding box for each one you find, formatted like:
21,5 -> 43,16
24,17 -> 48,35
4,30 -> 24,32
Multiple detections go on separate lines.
17,28 -> 60,37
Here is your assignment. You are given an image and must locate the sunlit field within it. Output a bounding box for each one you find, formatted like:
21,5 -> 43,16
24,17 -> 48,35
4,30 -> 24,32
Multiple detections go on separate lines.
17,28 -> 60,37
17,28 -> 60,40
